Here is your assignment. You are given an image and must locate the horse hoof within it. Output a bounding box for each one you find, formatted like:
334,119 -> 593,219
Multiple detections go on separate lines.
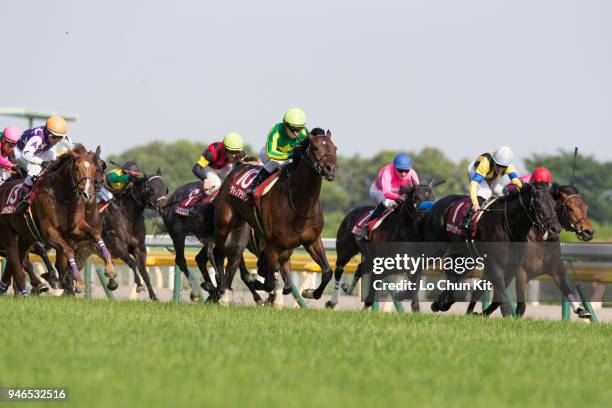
75,282 -> 85,294
577,308 -> 592,320
107,280 -> 119,291
150,296 -> 159,302
302,289 -> 319,299
325,300 -> 336,309
282,287 -> 292,296
255,299 -> 265,306
201,282 -> 216,293
394,291 -> 411,302
340,283 -> 353,295
431,303 -> 440,312
37,283 -> 49,293
136,285 -> 146,293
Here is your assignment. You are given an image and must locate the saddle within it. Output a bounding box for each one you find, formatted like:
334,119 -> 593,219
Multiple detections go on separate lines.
445,197 -> 494,238
175,186 -> 219,216
228,166 -> 283,207
351,206 -> 396,240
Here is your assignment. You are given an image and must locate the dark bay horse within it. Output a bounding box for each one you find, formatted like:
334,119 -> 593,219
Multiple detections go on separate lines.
161,181 -> 265,303
330,182 -> 437,310
71,169 -> 168,299
466,183 -> 595,318
0,145 -> 115,295
212,130 -> 337,307
412,183 -> 561,317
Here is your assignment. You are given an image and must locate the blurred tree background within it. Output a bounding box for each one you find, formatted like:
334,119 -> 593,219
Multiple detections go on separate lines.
107,142 -> 612,240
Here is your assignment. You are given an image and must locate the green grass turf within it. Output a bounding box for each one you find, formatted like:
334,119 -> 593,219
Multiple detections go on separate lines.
1,297 -> 610,408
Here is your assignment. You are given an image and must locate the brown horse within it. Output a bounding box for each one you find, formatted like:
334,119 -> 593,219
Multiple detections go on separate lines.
212,129 -> 337,307
330,182 -> 438,310
69,169 -> 168,299
0,145 -> 114,295
466,183 -> 595,318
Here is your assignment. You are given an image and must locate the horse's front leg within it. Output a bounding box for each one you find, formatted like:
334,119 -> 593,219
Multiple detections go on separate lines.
73,221 -> 115,278
264,247 -> 283,309
302,238 -> 332,300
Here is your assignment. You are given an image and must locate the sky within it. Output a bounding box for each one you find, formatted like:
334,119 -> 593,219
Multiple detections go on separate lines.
1,0 -> 610,170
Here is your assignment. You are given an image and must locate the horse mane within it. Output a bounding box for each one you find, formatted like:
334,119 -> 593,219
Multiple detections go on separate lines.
551,183 -> 579,199
288,127 -> 326,167
45,144 -> 91,173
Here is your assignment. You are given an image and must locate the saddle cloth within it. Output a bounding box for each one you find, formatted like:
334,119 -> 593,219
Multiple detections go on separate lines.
175,186 -> 218,216
351,206 -> 396,240
445,197 -> 493,238
229,167 -> 282,207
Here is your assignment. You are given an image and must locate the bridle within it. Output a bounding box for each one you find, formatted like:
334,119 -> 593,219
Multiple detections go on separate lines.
302,136 -> 335,177
130,175 -> 167,211
557,193 -> 589,235
498,187 -> 556,241
46,154 -> 98,203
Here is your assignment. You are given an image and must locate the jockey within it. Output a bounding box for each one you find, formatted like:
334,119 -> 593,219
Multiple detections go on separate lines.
460,145 -> 522,230
248,108 -> 309,195
358,153 -> 420,238
14,116 -> 75,210
97,161 -> 144,203
521,166 -> 553,187
0,125 -> 22,184
192,132 -> 244,194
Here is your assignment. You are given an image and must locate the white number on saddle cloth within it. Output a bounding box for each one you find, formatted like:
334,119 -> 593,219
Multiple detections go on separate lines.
236,168 -> 259,189
183,188 -> 202,208
0,183 -> 23,215
229,168 -> 259,202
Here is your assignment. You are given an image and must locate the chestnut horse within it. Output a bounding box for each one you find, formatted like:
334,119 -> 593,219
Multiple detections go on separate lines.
0,145 -> 114,295
212,130 -> 337,307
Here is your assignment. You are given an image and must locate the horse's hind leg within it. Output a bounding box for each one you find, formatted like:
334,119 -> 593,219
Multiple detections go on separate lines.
133,245 -> 158,301
195,245 -> 216,296
302,238 -> 332,300
238,257 -> 264,305
23,256 -> 48,294
4,235 -> 28,296
170,234 -> 200,301
32,243 -> 60,289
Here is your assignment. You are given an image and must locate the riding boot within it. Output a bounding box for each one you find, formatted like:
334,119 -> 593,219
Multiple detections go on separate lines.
15,183 -> 33,212
459,206 -> 473,232
361,202 -> 386,239
248,168 -> 271,196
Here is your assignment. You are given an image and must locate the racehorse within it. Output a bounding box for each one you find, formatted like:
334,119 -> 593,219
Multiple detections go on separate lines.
212,129 -> 337,307
411,183 -> 561,317
0,145 -> 115,295
465,183 -> 595,318
71,169 -> 168,299
161,181 -> 266,303
330,182 -> 437,310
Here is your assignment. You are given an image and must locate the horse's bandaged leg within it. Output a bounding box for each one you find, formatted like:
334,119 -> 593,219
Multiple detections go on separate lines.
97,240 -> 111,262
273,272 -> 284,307
0,281 -> 8,294
330,279 -> 340,304
68,258 -> 81,279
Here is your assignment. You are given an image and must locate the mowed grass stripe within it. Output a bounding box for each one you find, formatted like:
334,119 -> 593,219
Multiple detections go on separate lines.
0,297 -> 610,408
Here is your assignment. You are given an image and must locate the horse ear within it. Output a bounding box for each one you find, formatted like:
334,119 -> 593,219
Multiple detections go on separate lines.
326,129 -> 332,138
156,168 -> 162,176
433,178 -> 446,187
95,145 -> 101,156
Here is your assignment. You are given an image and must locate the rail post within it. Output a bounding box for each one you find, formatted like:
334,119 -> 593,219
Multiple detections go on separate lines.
481,288 -> 490,312
564,274 -> 598,323
562,295 -> 571,321
290,281 -> 307,309
173,266 -> 181,303
84,262 -> 92,299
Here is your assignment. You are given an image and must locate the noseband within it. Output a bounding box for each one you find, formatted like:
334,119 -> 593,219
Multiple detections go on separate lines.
131,175 -> 167,211
558,194 -> 589,234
